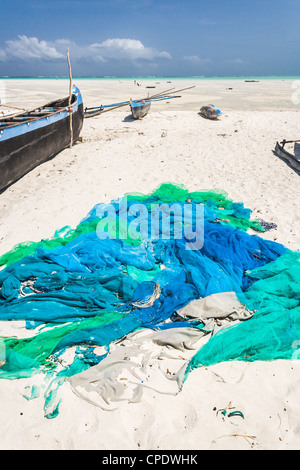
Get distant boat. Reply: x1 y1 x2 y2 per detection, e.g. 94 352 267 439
200 104 221 120
275 140 300 173
130 99 151 119
0 85 84 192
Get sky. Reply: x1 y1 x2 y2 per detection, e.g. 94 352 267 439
0 0 299 77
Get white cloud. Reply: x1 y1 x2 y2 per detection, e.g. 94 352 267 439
226 58 249 65
51 39 90 60
0 49 7 61
5 36 64 60
90 38 172 61
183 55 212 65
0 36 171 64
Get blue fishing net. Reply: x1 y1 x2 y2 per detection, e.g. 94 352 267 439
0 182 298 418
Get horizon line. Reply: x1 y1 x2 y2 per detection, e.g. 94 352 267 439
1 75 300 80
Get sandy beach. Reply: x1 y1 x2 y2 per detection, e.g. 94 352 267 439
0 77 300 450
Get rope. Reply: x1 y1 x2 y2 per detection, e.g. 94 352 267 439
67 48 73 149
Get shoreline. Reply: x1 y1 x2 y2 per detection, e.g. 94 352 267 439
1 77 300 112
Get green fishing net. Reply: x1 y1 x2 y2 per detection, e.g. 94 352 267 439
0 182 296 418
184 250 300 380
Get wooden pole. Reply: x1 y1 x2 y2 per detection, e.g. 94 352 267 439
147 88 175 100
146 86 195 101
0 104 25 111
67 48 73 148
161 85 196 96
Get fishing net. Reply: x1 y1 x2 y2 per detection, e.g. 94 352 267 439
184 250 300 380
0 182 298 417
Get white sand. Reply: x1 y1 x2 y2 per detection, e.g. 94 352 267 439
0 78 299 450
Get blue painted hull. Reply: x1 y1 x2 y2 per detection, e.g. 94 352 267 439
130 100 151 119
0 86 84 192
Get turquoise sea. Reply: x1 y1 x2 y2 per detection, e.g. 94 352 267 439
1 75 300 81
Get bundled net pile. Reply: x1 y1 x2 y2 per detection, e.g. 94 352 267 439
0 183 299 417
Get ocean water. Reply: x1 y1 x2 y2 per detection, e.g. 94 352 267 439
1 75 300 81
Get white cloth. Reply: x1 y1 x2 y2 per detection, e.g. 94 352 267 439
176 291 253 322
69 292 252 410
69 326 209 410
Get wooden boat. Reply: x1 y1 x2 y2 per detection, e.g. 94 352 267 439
275 140 300 173
130 99 151 119
200 104 221 120
84 86 195 121
0 85 84 192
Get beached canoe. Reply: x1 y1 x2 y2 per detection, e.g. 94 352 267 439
275 140 300 173
130 99 151 119
200 104 221 120
0 85 84 192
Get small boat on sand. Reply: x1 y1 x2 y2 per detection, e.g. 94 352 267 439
0 86 84 192
200 104 221 120
275 140 300 173
130 99 151 119
84 86 195 121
